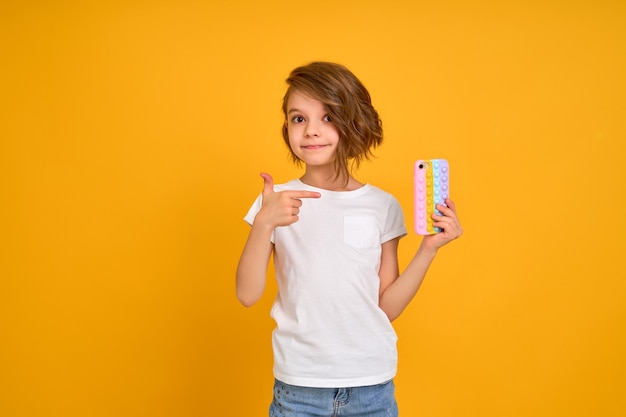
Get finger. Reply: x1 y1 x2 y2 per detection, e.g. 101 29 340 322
432 220 456 236
260 172 274 197
435 202 458 218
444 198 457 212
432 212 459 229
432 211 454 226
432 214 463 237
285 190 321 199
431 214 451 227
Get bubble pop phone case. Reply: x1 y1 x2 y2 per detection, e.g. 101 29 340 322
414 159 449 235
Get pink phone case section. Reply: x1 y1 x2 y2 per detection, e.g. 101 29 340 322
414 159 449 235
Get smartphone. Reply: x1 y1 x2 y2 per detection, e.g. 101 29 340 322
414 159 449 235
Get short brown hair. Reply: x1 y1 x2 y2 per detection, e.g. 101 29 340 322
281 62 383 183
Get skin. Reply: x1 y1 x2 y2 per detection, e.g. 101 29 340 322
236 91 463 321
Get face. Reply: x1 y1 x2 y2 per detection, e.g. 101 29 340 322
285 91 340 169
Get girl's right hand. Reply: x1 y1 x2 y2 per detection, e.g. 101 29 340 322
255 172 321 228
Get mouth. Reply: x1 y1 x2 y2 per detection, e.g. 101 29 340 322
302 145 329 150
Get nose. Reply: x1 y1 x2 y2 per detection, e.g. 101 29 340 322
304 121 320 137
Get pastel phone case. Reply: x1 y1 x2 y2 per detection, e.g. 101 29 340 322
414 159 449 235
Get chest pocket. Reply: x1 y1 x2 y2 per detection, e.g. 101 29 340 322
343 215 380 250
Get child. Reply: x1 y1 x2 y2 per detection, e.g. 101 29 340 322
236 62 462 417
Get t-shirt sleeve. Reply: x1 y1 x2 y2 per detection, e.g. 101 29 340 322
243 193 275 243
381 194 407 243
243 193 263 226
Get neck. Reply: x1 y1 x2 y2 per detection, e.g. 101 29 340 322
300 166 364 191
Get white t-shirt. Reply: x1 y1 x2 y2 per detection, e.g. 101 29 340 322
244 179 407 388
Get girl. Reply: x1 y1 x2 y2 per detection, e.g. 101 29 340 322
236 62 462 417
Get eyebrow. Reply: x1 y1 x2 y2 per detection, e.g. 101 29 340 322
287 108 301 114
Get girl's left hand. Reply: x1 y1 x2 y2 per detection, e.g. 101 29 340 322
422 198 463 250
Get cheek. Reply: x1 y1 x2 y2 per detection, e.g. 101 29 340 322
287 133 300 155
287 125 305 143
327 124 340 138
329 129 341 145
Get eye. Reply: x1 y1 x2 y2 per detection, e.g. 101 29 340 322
323 115 332 122
291 116 305 123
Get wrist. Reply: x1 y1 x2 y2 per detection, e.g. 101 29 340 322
252 211 276 233
417 239 438 260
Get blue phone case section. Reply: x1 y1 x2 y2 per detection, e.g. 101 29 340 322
431 159 449 232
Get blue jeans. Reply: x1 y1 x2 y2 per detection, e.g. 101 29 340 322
269 379 398 417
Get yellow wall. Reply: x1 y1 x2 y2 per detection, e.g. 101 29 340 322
2 1 625 416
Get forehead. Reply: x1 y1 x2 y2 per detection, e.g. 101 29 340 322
287 90 325 112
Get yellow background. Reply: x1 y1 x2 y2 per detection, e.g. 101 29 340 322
2 1 625 416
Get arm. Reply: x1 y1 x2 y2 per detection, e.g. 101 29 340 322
235 173 321 307
378 199 463 321
378 239 437 321
236 218 275 307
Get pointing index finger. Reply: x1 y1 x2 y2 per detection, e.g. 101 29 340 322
285 190 321 199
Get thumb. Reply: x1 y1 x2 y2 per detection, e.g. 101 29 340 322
260 172 274 197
